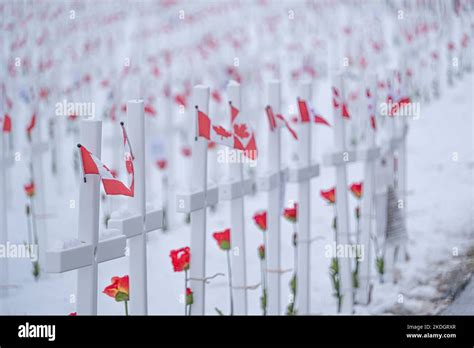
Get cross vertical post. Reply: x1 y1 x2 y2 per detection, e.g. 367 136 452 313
356 74 379 305
127 100 148 315
396 69 408 231
30 111 49 268
266 80 282 315
189 85 210 315
226 81 248 314
0 129 10 296
331 73 353 314
76 120 102 314
296 81 312 314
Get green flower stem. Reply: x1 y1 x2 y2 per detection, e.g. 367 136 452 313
263 234 268 290
260 260 267 316
355 205 360 245
124 300 129 316
25 205 33 247
184 269 188 316
261 233 268 316
226 250 234 316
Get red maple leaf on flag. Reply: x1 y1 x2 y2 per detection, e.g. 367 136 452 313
213 125 232 139
233 123 250 139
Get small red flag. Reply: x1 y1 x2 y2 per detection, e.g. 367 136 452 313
2 114 12 133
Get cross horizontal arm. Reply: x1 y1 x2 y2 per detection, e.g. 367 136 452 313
287 163 320 183
107 209 163 237
257 169 287 192
322 149 358 166
45 232 127 273
356 147 380 161
176 185 218 213
219 178 253 200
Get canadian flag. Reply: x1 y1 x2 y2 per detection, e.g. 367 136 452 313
390 96 411 116
196 106 257 160
78 122 134 197
332 87 350 119
297 99 331 127
366 88 376 130
265 105 298 139
2 114 12 133
229 102 257 160
26 113 36 138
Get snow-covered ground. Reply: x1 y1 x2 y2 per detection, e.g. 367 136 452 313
1 1 473 316
1 71 472 316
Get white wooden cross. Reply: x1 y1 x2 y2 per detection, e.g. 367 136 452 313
0 128 14 296
175 86 219 315
45 120 128 315
322 72 354 314
218 81 253 314
381 68 409 282
287 80 320 314
28 110 50 267
393 67 409 231
107 100 163 315
103 121 124 213
256 80 284 315
355 74 380 305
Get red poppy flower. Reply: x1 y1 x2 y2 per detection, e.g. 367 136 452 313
186 287 193 305
39 87 49 100
68 312 77 316
213 229 231 251
253 211 267 231
156 159 167 170
283 203 297 223
181 146 192 157
321 188 336 204
170 247 190 272
349 182 363 199
103 275 129 302
83 74 91 84
258 245 265 260
24 182 35 197
100 79 109 88
151 66 160 78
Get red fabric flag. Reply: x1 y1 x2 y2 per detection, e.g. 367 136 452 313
26 113 36 136
297 98 310 123
2 114 12 133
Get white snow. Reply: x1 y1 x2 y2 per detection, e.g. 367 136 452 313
0 1 472 316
